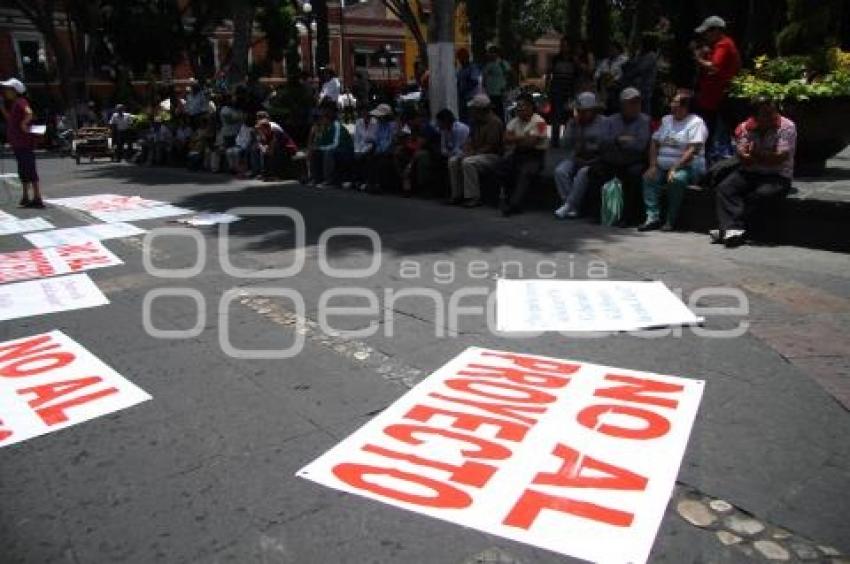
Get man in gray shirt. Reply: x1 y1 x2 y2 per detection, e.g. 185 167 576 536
554 92 607 219
589 87 651 225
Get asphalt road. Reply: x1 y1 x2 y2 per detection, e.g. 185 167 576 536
1 155 849 564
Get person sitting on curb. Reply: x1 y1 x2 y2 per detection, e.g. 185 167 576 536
256 118 297 181
589 87 651 226
553 91 607 219
639 91 708 231
500 93 549 216
311 101 354 188
710 96 796 247
447 94 504 207
436 108 469 200
363 103 398 193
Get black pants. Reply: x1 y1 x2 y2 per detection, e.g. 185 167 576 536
588 161 646 225
502 151 545 210
367 153 399 192
113 130 129 161
715 170 790 230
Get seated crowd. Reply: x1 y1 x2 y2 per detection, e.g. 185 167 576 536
108 78 796 248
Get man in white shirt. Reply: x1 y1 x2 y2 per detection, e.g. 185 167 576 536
109 104 133 161
318 67 341 105
500 93 548 216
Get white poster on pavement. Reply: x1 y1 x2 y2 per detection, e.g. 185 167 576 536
496 279 703 333
24 223 145 248
0 240 123 283
0 273 109 321
0 330 151 448
46 194 165 212
90 204 193 223
0 208 17 221
0 217 54 235
298 347 704 564
172 212 241 226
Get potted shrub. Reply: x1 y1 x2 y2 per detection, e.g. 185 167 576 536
727 48 850 176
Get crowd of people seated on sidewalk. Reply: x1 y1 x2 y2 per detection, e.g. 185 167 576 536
295 84 794 248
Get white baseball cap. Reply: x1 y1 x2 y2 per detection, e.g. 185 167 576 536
467 93 492 109
574 91 599 110
695 16 726 34
0 78 26 94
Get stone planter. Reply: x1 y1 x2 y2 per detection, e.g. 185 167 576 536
725 96 850 176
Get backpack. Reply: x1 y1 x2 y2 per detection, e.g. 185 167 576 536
600 177 624 226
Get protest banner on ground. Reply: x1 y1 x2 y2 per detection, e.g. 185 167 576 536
46 194 165 213
298 347 704 564
0 217 54 236
89 204 193 223
24 223 145 248
0 208 17 221
0 273 109 321
496 279 703 333
0 240 123 283
0 330 151 448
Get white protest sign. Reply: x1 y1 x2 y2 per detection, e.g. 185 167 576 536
46 194 165 212
0 330 151 448
298 347 704 564
497 280 703 333
0 273 109 321
24 223 145 248
90 204 193 223
0 208 17 221
0 240 123 283
0 217 54 236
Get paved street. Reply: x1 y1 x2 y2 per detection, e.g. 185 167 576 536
1 155 849 563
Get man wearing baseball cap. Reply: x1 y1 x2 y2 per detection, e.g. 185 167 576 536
447 94 504 207
553 91 607 219
588 87 651 225
693 15 741 159
0 77 44 208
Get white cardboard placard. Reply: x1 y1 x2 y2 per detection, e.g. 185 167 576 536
298 347 704 564
89 204 193 223
0 330 151 448
0 273 109 321
46 194 165 212
0 240 123 283
497 279 703 332
0 217 54 236
24 223 145 248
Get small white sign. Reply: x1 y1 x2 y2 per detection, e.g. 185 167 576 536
46 194 165 213
0 240 123 283
298 347 704 564
173 212 241 226
24 223 145 248
0 330 151 448
90 204 193 223
0 273 109 321
497 279 703 333
0 217 54 236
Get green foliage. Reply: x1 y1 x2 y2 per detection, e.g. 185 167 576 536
730 52 850 101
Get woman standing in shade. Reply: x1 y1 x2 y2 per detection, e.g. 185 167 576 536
1 78 43 208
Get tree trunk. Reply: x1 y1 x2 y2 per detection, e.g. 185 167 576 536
315 0 331 71
228 2 256 86
566 0 584 39
587 0 610 57
428 0 457 119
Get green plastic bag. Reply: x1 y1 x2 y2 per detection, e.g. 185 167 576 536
600 177 624 226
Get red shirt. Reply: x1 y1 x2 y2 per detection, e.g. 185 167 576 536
6 97 35 150
696 35 741 111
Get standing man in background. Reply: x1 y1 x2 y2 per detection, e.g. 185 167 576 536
482 46 511 123
694 16 741 161
1 78 43 208
546 37 577 147
456 48 481 124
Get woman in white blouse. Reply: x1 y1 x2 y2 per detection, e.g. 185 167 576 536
639 91 708 231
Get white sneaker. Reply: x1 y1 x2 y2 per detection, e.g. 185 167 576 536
342 182 353 190
565 208 579 219
724 229 745 240
554 203 571 219
709 229 723 243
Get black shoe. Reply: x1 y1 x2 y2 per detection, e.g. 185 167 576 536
723 231 746 248
637 219 662 232
18 197 31 208
660 222 675 232
462 199 483 208
444 198 463 206
26 198 45 209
